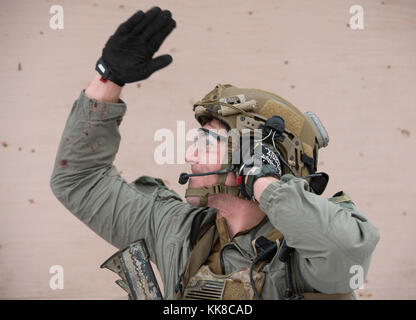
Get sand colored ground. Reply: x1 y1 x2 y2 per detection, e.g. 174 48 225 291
0 0 415 299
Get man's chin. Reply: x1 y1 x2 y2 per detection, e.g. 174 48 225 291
185 196 201 207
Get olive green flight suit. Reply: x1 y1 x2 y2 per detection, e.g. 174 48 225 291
50 90 380 299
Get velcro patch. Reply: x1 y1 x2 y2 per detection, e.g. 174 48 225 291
259 100 304 137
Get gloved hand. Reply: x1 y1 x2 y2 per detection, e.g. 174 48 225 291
238 139 282 199
95 7 176 86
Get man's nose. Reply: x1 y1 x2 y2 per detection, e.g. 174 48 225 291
185 143 198 164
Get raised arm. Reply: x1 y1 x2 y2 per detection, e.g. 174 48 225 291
49 8 196 280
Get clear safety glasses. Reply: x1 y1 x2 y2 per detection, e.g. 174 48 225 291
190 128 228 152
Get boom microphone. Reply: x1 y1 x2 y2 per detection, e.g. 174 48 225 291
178 166 233 185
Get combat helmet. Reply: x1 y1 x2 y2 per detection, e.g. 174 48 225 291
182 83 329 206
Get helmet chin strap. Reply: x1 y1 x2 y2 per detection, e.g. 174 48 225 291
184 164 240 207
184 142 241 207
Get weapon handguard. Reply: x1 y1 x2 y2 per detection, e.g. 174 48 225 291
101 239 163 300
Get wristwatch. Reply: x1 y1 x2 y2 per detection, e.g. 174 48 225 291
244 164 281 201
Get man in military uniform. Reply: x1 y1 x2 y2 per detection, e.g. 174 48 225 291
50 7 380 300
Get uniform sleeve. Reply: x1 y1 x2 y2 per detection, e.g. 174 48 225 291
49 90 200 280
259 174 380 294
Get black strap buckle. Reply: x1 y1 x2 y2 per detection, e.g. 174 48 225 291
253 236 278 263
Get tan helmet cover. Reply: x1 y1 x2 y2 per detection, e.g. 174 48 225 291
186 83 329 206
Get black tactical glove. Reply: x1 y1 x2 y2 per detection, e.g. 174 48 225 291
238 140 282 200
95 7 176 86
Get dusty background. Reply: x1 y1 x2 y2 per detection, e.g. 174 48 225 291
0 0 415 299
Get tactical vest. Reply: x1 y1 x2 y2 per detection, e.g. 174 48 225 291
173 223 281 300
174 192 355 300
